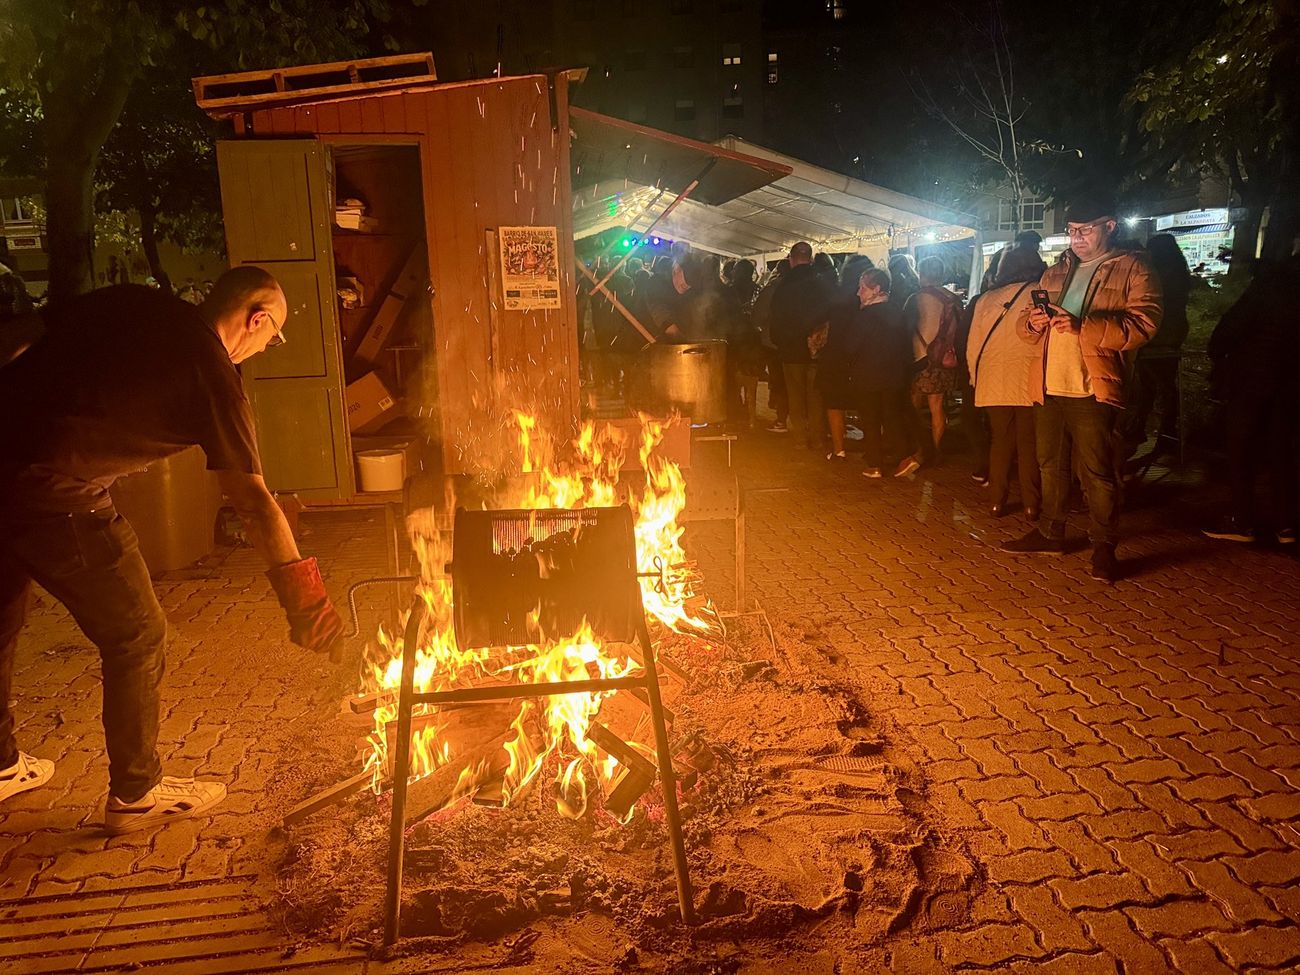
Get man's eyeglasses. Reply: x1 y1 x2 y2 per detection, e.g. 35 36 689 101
264 311 287 348
1066 219 1111 239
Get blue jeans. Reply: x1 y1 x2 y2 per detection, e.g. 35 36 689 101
1035 395 1120 545
0 508 165 800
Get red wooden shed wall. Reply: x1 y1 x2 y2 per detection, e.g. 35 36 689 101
249 74 581 474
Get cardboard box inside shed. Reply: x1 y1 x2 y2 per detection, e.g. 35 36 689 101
354 242 427 365
346 371 399 434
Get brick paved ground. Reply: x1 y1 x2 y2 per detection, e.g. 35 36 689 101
3 434 1299 973
701 435 1300 973
0 511 387 972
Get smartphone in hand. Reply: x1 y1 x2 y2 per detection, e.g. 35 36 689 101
1031 289 1052 314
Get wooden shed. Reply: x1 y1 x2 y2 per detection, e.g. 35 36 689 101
194 54 582 501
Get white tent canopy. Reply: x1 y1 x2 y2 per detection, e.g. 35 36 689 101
571 123 980 271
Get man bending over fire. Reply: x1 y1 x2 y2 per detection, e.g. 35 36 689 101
0 267 343 832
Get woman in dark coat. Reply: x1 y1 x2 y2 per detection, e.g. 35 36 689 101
818 255 875 459
853 267 920 478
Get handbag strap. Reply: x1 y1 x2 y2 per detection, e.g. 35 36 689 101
972 281 1034 381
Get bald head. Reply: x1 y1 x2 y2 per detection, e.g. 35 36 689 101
202 266 282 321
202 266 288 363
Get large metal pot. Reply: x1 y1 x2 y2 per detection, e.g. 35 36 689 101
627 340 728 423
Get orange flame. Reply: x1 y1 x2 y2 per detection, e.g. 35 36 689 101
361 414 717 819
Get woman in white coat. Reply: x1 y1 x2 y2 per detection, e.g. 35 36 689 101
965 247 1046 519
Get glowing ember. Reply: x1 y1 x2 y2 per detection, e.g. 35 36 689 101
361 414 717 820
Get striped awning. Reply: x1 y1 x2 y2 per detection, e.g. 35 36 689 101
1171 223 1231 236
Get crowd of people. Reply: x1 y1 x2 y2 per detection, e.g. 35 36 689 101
579 193 1300 584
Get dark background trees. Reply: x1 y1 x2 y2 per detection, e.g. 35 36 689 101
0 0 388 301
0 0 1292 302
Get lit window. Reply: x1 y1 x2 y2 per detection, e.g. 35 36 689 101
722 43 742 66
997 197 1048 231
767 51 779 84
1 198 33 225
828 0 846 19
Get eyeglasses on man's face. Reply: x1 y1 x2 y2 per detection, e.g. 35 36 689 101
263 310 287 348
1066 219 1112 239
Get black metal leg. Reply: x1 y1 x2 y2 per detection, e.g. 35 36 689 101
383 595 427 946
638 618 696 925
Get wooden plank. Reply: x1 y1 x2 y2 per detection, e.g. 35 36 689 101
337 98 363 133
197 76 442 117
193 52 437 116
380 92 407 133
196 52 434 89
420 91 457 469
436 87 485 463
552 72 583 423
359 96 385 135
472 82 506 395
282 771 373 827
315 102 341 134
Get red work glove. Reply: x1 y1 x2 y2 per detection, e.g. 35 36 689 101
266 557 345 659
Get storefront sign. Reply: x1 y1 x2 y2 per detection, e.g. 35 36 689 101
1155 208 1229 232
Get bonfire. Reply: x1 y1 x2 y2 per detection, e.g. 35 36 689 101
360 412 718 822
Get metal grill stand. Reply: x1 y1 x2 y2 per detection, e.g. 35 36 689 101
382 510 696 946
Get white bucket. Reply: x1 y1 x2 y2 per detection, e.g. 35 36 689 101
356 448 405 492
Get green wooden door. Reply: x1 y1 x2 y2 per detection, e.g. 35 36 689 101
216 139 353 499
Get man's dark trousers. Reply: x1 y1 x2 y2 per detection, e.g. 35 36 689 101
1224 376 1297 529
782 361 825 447
1035 395 1119 545
0 508 165 801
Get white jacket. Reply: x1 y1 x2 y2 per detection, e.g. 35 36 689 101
967 281 1040 407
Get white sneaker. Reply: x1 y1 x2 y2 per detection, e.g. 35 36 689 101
0 752 55 804
104 777 227 835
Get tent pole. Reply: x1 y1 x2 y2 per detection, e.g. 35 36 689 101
967 229 984 295
588 157 718 296
576 261 659 345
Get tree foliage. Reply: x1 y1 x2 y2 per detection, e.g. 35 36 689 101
0 0 391 301
1129 1 1278 172
1128 0 1290 265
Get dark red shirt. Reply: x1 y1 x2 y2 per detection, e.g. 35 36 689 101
0 285 261 513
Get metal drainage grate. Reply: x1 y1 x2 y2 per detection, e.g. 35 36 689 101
0 875 366 974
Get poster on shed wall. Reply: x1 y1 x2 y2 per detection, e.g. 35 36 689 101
499 226 562 310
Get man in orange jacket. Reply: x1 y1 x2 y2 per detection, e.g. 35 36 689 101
1001 195 1162 582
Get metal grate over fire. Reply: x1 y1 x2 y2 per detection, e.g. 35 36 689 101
288 413 723 942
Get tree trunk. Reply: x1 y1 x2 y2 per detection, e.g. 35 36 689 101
1008 177 1024 234
38 52 137 304
1227 204 1263 281
1262 0 1300 263
138 206 172 294
42 154 97 304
